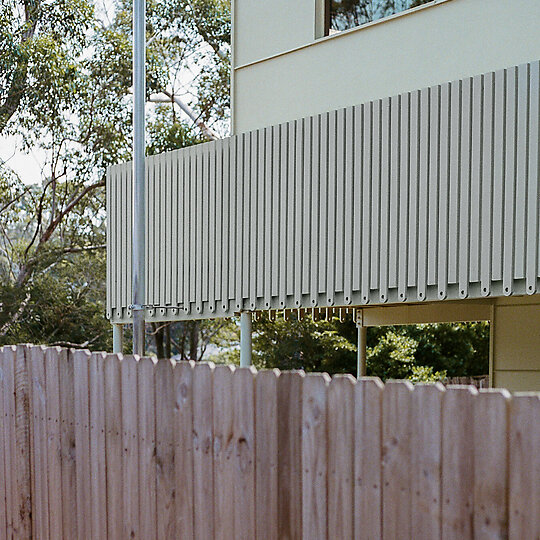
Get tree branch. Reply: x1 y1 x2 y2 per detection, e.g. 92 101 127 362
0 185 30 214
151 91 219 140
22 176 55 261
40 178 105 245
17 177 105 288
63 244 106 254
49 334 101 349
0 292 31 338
0 0 41 132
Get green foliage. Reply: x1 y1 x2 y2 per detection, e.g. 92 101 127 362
408 365 446 384
159 0 230 122
0 0 94 134
367 330 417 380
147 105 201 155
0 0 231 351
253 314 355 374
367 322 489 380
252 315 489 381
0 250 111 349
408 322 490 377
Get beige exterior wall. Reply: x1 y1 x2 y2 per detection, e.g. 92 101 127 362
491 296 540 392
232 0 540 133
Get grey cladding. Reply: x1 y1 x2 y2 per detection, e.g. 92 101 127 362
107 60 540 322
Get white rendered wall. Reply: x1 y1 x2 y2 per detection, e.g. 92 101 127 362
232 0 540 133
232 0 324 68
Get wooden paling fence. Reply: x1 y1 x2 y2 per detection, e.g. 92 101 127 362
0 345 538 539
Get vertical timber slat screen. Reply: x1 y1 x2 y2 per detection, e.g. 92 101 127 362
107 60 540 323
0 345 539 539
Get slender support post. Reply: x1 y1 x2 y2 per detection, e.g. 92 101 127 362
112 324 124 354
240 312 252 367
132 0 146 355
357 321 367 378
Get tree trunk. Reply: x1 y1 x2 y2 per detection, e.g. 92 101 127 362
165 323 171 359
152 323 165 359
189 321 199 362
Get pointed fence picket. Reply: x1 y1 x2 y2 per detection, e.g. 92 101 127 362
0 344 538 539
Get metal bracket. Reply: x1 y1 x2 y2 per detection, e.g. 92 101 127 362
129 304 184 311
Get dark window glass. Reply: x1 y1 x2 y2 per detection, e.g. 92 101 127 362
327 0 434 34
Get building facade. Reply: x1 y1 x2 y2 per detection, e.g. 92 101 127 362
107 0 540 390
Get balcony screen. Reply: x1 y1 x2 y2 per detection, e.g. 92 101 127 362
328 0 434 34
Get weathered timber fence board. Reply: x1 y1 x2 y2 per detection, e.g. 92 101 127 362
137 356 157 540
213 365 235 540
1 346 16 538
29 346 49 540
155 358 175 538
14 346 32 539
89 351 107 540
302 373 329 540
73 350 91 540
0 349 8 540
58 346 77 538
255 369 279 540
354 377 384 539
0 345 539 539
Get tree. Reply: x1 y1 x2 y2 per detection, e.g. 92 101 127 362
0 0 94 132
252 313 356 373
250 313 489 381
0 0 231 352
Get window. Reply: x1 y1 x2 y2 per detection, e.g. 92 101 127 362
326 0 435 35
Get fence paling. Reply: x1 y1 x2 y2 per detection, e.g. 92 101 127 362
0 345 539 540
354 377 384 540
155 358 175 539
1 346 16 539
509 394 540 539
14 345 32 539
73 349 91 540
328 375 355 538
192 362 214 539
213 364 235 540
411 384 444 540
137 356 157 540
104 353 122 539
89 351 107 540
302 373 329 540
255 368 279 540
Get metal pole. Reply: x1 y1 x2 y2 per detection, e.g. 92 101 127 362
132 0 146 355
240 312 252 367
357 324 367 378
112 324 124 354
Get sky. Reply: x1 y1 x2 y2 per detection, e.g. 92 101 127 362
0 135 46 186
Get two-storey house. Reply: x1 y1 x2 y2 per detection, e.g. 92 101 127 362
107 0 540 390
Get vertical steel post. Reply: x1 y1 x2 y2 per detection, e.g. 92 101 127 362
132 0 146 355
357 322 367 378
240 312 252 367
112 324 124 354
